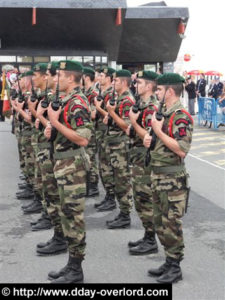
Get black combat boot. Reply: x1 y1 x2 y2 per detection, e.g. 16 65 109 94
97 194 116 212
50 257 84 283
36 230 59 249
23 193 43 214
31 214 52 231
94 193 108 208
156 257 182 283
129 232 158 255
18 183 33 191
107 212 131 229
86 182 99 197
148 257 172 277
128 230 147 248
30 212 48 226
36 233 67 256
16 188 34 200
23 201 42 214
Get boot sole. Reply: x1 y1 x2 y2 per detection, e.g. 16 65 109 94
36 248 67 256
129 248 158 256
156 274 183 284
31 226 52 231
97 207 116 212
23 210 42 214
107 224 131 229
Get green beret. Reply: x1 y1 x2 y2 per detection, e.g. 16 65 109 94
101 67 115 76
95 67 102 73
33 63 48 73
58 60 83 72
116 69 131 78
157 73 185 85
47 61 59 72
25 70 34 77
83 66 95 76
137 70 158 81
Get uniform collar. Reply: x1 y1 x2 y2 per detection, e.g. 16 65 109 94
163 100 183 117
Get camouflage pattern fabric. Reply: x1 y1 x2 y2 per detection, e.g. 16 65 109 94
84 86 99 185
37 148 63 235
53 87 92 259
150 100 193 260
130 95 158 233
14 116 26 175
104 90 135 213
95 86 115 191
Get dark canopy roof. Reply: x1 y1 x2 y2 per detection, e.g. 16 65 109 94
0 0 189 63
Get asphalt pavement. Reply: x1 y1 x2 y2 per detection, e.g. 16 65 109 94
0 118 224 300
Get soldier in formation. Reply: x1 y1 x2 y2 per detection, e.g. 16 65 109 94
9 62 192 284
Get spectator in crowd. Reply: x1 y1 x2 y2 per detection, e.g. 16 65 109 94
0 72 4 121
185 76 196 115
196 73 206 97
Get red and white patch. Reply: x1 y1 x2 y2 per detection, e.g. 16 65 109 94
178 127 187 137
75 117 84 127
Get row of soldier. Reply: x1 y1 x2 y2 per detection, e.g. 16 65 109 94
10 60 193 284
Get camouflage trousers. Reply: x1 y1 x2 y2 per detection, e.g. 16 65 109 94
98 136 115 195
85 132 99 185
131 149 155 234
151 171 188 260
103 138 133 214
15 131 25 176
31 132 43 197
21 134 35 186
37 147 63 236
53 155 87 259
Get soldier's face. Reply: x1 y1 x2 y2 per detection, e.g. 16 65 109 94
32 72 46 88
46 70 55 90
114 77 122 93
53 71 68 92
136 78 147 96
99 73 106 86
20 78 26 90
155 85 166 101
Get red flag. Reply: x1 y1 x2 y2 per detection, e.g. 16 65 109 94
32 7 36 26
116 8 122 26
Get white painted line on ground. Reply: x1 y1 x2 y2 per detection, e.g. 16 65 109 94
188 153 225 171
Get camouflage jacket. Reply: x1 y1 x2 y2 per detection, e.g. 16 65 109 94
84 86 98 111
108 90 135 138
132 94 158 147
95 85 114 131
54 86 93 152
151 100 193 167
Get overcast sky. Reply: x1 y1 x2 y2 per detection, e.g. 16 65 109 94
127 0 225 76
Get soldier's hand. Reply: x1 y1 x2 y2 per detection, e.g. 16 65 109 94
44 122 52 139
16 100 24 110
129 109 140 124
36 100 47 118
106 101 116 112
47 105 61 126
35 118 40 129
94 98 102 109
91 109 97 120
143 133 152 148
27 97 38 110
27 111 32 122
103 114 109 125
151 112 164 134
125 124 131 136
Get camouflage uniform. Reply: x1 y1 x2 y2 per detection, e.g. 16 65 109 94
14 113 26 175
20 94 35 187
150 100 193 261
97 86 115 194
130 95 158 234
53 86 92 259
84 86 99 187
104 90 134 214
